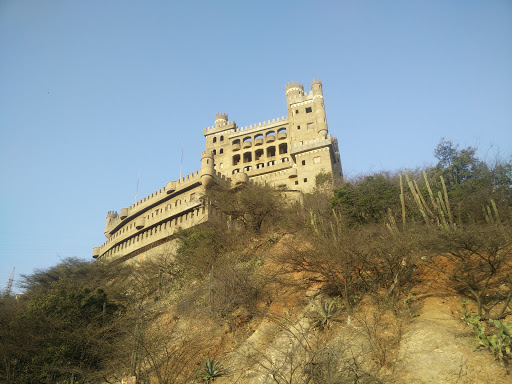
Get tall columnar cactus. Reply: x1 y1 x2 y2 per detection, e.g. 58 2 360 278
440 176 454 226
400 174 406 229
159 269 163 296
405 169 429 224
399 170 456 230
423 170 439 213
131 323 141 378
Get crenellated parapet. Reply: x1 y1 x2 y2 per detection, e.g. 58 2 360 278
231 116 288 135
215 113 228 126
94 161 236 261
285 81 304 94
204 122 237 135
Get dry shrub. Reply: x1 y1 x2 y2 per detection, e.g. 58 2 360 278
420 223 512 319
353 308 403 368
206 183 286 234
281 213 417 312
131 321 209 384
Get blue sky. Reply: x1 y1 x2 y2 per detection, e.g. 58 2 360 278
1 1 511 291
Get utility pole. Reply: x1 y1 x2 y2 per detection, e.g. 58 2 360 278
135 169 140 204
180 138 184 179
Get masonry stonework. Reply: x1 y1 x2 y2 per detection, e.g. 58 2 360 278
93 80 342 262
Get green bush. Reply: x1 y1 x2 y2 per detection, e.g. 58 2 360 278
461 302 512 362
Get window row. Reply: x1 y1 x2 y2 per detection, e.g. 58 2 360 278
232 144 288 166
105 207 206 256
232 128 287 146
108 194 197 241
232 157 290 174
294 106 313 115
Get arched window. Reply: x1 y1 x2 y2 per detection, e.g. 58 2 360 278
220 148 224 154
213 137 217 143
254 134 264 145
277 128 287 139
220 136 224 141
255 149 264 160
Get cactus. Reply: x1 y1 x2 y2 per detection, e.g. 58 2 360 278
423 170 439 213
440 176 454 226
461 303 512 362
400 173 406 229
309 210 319 234
131 323 141 378
386 208 399 237
159 269 163 296
491 199 502 225
405 169 429 224
414 179 434 218
435 194 450 230
401 170 455 230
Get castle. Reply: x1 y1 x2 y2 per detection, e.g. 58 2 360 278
92 80 342 262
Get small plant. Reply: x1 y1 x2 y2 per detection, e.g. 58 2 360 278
461 302 512 362
310 297 340 330
404 295 419 318
196 357 227 383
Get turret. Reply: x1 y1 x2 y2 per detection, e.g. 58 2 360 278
200 150 215 188
285 81 304 106
231 172 249 188
166 180 177 194
120 207 129 220
311 79 328 138
104 211 118 238
215 113 228 128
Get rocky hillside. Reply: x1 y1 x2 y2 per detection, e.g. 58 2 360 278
1 140 511 383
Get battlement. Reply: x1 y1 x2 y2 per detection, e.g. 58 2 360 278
204 121 236 135
233 116 288 133
215 112 228 121
286 81 304 93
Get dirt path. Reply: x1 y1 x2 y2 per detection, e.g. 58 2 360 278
397 295 509 383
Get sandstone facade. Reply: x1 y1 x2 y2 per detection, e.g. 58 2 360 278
92 80 342 262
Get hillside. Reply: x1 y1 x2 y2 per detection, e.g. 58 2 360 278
1 140 511 383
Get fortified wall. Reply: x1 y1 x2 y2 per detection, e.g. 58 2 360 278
92 80 342 262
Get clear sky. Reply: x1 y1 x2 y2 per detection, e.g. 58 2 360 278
1 1 511 292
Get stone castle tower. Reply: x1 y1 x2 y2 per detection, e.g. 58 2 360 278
92 80 342 262
203 79 342 191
